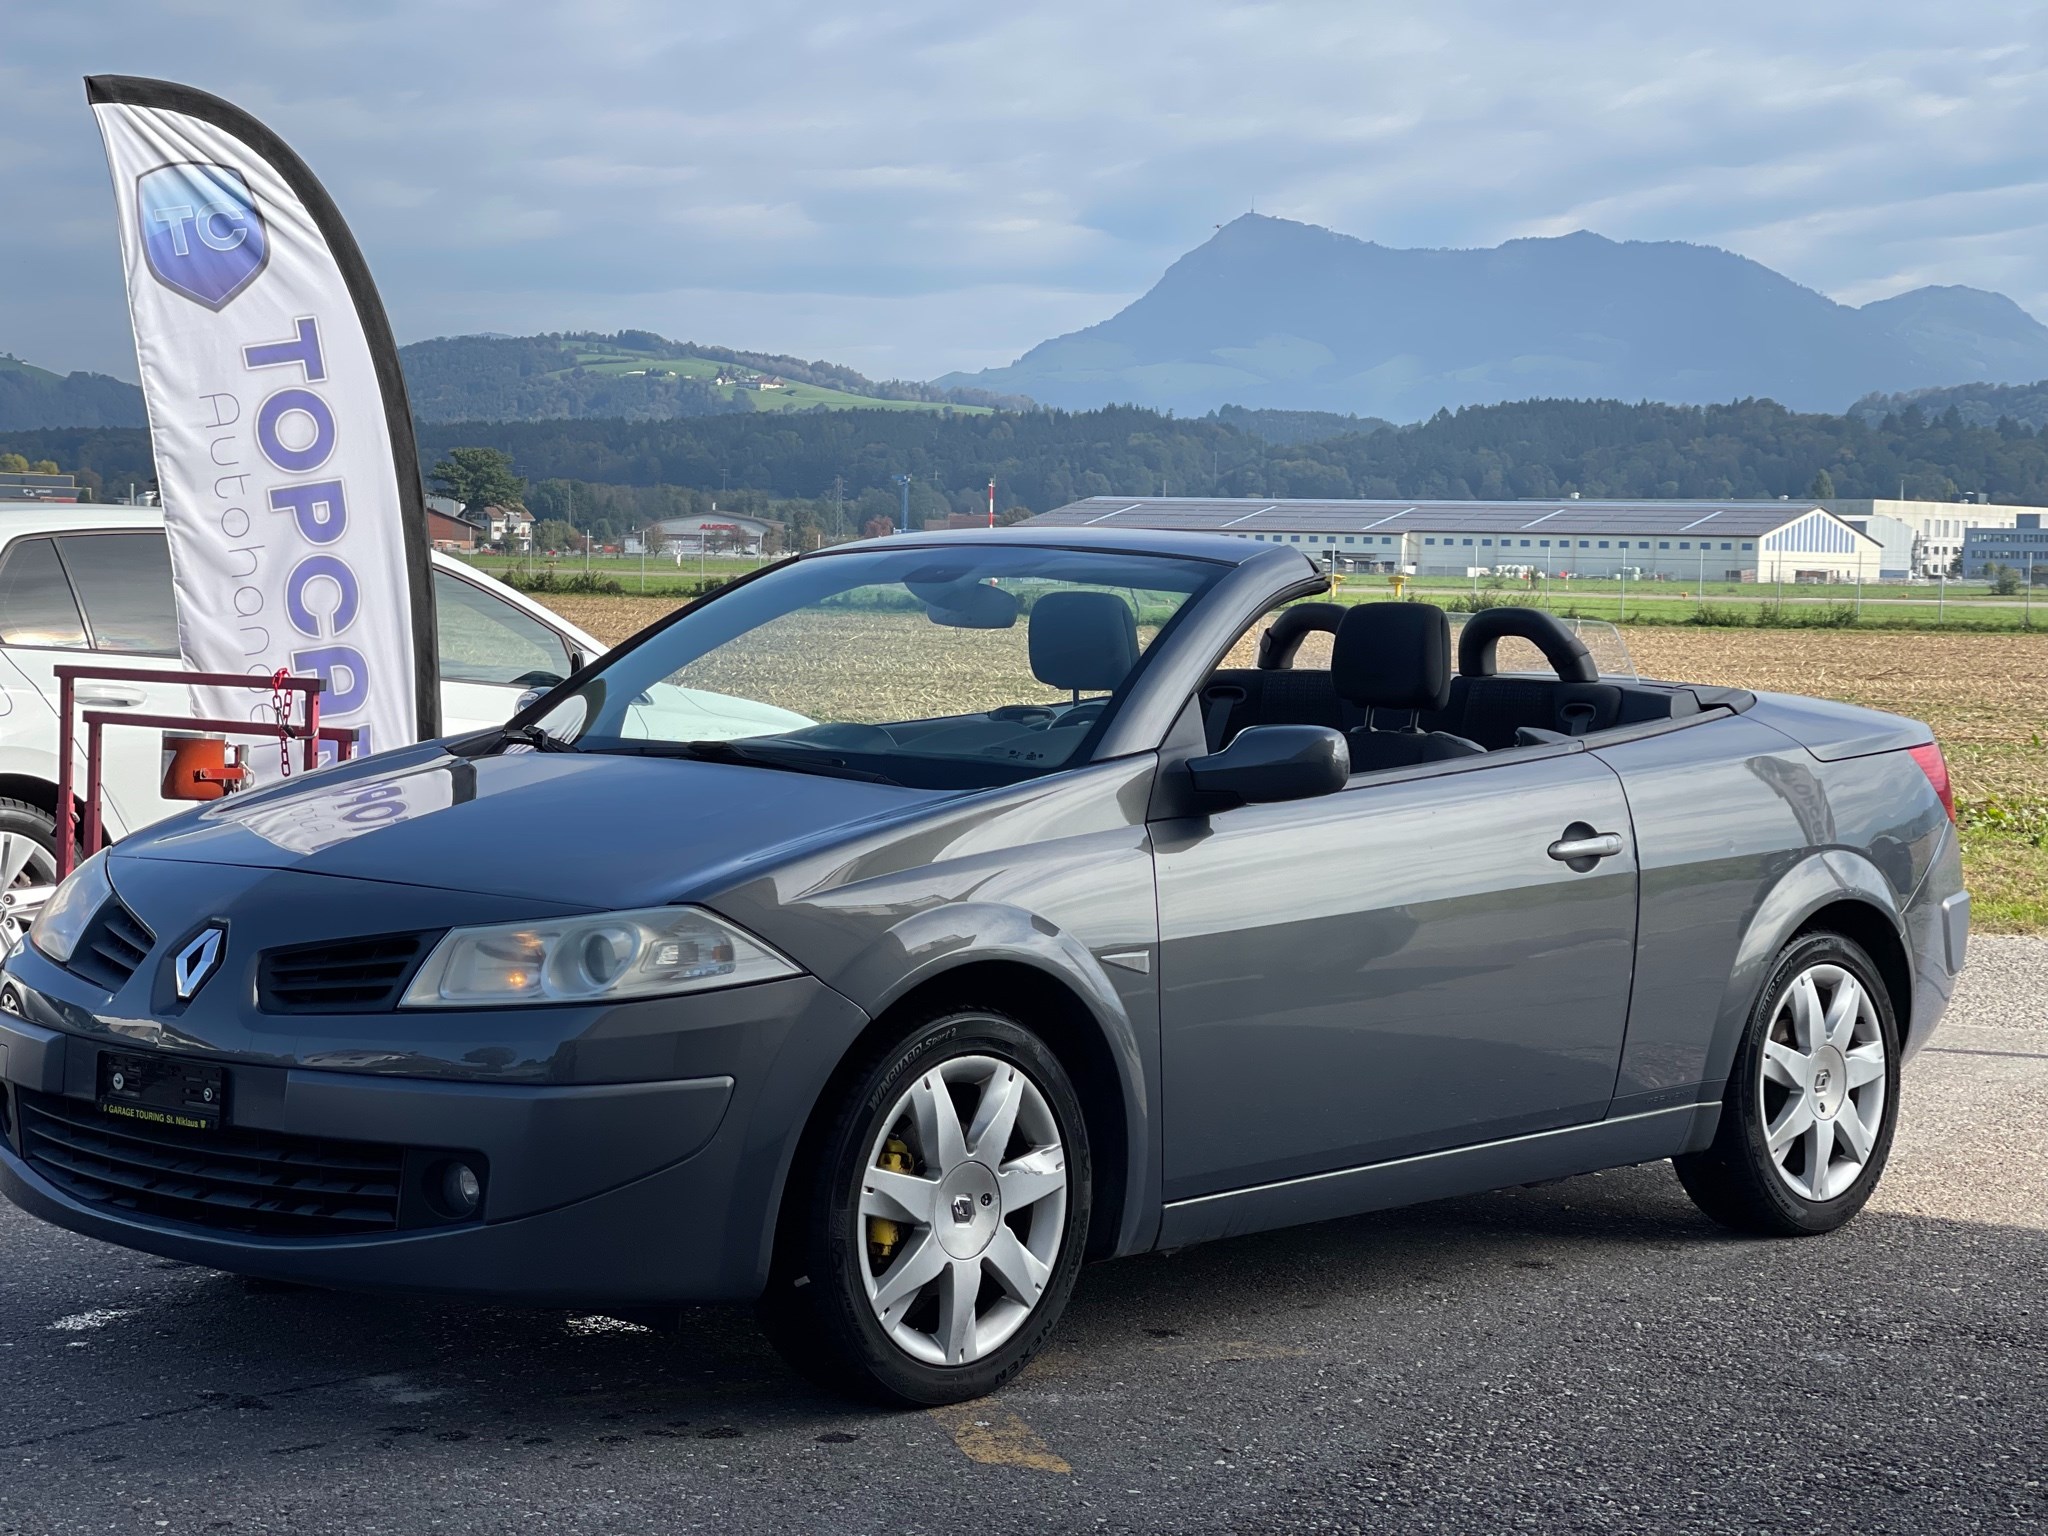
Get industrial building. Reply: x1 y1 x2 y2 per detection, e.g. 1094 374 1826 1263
1818 498 2043 577
1961 514 2048 580
626 511 776 557
1026 497 1885 582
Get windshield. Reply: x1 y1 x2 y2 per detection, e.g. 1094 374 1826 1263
530 544 1222 788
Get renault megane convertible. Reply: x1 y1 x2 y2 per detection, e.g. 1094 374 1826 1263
0 529 1969 1403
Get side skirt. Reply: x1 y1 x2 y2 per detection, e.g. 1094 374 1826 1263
1155 1102 1717 1249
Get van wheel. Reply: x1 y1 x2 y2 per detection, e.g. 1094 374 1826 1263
759 1008 1091 1406
0 799 64 891
1676 931 1900 1236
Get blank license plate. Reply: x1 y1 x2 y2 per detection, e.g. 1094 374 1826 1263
98 1051 226 1131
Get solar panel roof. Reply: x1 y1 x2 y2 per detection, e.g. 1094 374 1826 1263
1025 497 1837 538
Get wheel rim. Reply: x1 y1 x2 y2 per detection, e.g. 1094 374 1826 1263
0 831 54 892
856 1053 1069 1368
1758 962 1887 1203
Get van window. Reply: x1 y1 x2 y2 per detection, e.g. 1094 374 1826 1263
0 537 89 649
56 534 179 654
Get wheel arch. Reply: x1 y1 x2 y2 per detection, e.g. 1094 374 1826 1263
1793 898 1913 1049
0 771 91 846
766 949 1150 1284
1708 850 1913 1087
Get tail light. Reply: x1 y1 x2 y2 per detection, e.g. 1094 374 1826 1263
1908 742 1954 823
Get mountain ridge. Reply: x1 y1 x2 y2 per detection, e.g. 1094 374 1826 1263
935 214 2048 419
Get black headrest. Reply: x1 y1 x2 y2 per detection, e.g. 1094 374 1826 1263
1332 603 1453 712
1257 602 1345 670
1028 591 1139 693
1456 607 1598 683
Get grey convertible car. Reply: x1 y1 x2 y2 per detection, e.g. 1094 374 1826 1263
0 529 1969 1404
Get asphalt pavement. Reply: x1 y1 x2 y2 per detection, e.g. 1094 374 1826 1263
0 939 2041 1535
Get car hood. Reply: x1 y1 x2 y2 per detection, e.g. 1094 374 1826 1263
111 744 950 910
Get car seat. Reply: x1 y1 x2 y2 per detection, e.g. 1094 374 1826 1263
1332 604 1485 770
1440 608 1624 749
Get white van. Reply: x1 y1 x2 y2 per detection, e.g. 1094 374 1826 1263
0 502 602 889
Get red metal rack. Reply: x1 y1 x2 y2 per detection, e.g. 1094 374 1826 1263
53 664 360 878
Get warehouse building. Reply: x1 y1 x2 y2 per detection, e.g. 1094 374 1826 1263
1027 498 1884 582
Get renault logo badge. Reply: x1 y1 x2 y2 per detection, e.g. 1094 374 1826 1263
174 926 225 1001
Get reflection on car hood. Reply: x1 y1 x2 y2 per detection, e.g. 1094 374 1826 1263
111 745 947 910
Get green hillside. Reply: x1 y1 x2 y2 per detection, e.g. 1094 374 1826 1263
395 332 1019 423
563 343 991 415
0 352 147 431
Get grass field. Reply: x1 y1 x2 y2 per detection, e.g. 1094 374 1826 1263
457 551 773 594
531 591 2047 934
566 348 990 415
1334 575 2045 631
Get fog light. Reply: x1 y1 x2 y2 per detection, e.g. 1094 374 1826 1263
439 1161 482 1218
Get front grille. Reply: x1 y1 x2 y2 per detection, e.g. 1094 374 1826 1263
67 899 154 991
258 933 428 1014
19 1090 404 1237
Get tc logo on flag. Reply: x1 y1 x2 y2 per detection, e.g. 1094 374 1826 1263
137 162 268 310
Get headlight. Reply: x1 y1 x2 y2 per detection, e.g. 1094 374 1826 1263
29 850 113 966
400 905 799 1008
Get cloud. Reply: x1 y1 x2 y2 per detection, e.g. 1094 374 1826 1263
6 1 2048 383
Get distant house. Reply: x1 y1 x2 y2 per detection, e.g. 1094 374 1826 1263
477 504 535 551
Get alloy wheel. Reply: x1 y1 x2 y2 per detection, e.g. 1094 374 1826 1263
1758 962 1887 1202
856 1053 1069 1367
0 831 54 893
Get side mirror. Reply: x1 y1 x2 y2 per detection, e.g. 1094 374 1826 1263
1187 725 1349 805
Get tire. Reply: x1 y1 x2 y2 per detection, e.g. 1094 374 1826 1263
0 798 65 891
1676 931 1901 1236
759 1008 1092 1406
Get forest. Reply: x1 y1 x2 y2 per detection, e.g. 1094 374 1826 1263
11 392 2048 536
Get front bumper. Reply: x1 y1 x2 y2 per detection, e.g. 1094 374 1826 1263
0 972 872 1305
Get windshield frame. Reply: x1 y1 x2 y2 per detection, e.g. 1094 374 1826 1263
504 538 1237 790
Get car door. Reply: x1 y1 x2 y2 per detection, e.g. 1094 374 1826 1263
1153 745 1639 1203
0 531 188 837
431 566 580 735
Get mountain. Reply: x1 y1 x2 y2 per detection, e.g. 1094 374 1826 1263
0 354 147 430
936 215 2048 420
0 333 1027 432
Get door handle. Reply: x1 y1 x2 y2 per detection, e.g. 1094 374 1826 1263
1547 828 1624 867
76 689 147 708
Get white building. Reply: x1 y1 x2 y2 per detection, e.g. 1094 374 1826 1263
1028 498 1884 582
1819 499 2045 577
633 512 775 556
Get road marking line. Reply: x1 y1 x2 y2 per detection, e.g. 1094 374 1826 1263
927 1405 1071 1473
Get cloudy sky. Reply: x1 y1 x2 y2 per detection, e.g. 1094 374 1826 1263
6 1 2047 384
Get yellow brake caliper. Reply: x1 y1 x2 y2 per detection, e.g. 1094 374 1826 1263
868 1136 915 1262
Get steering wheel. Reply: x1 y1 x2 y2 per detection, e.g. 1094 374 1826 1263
989 704 1059 726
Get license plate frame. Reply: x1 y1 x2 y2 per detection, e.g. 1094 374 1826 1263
97 1051 227 1131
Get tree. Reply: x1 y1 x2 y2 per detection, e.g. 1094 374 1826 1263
1988 563 2022 596
532 518 578 552
0 453 27 473
1808 469 1836 499
428 446 524 510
